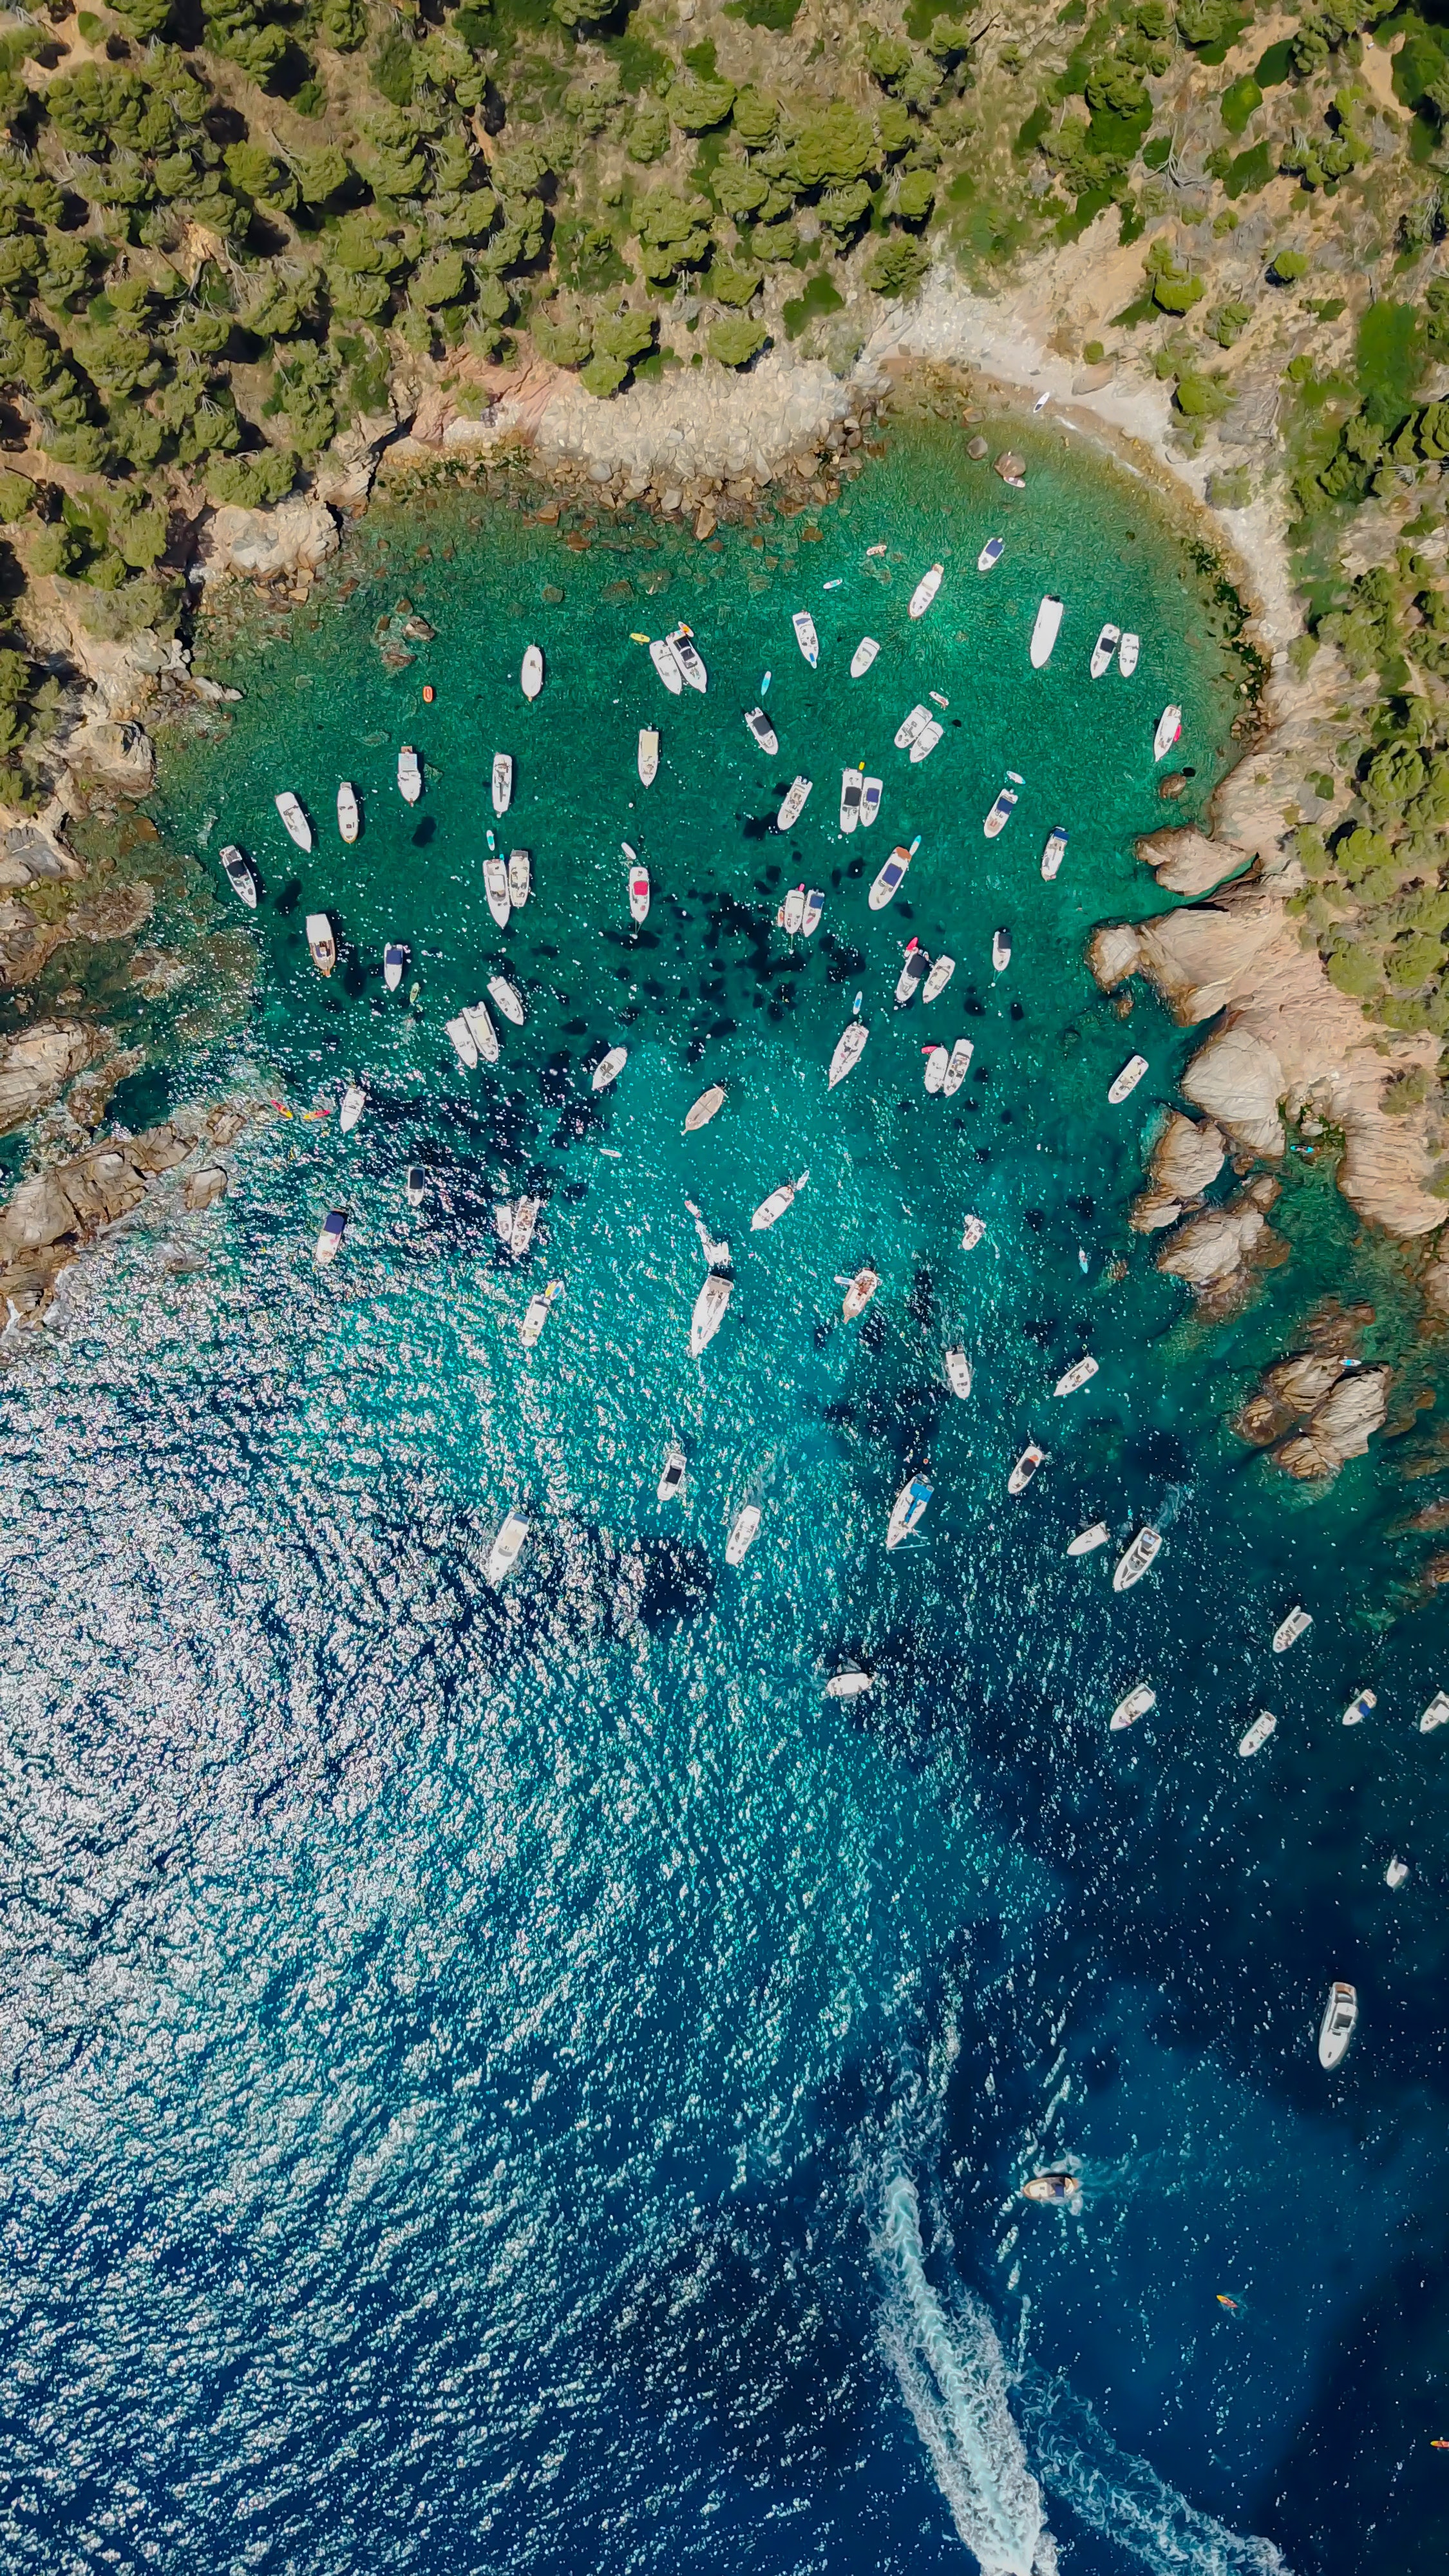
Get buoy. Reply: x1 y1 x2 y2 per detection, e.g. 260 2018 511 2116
422 683 434 703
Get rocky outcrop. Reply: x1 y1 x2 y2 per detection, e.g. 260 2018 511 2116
184 1163 229 1209
195 495 339 587
1235 1349 1391 1479
1135 826 1252 899
1156 1172 1281 1305
0 1101 251 1323
62 717 155 799
1130 1109 1226 1232
0 1021 97 1135
0 877 155 989
0 817 84 889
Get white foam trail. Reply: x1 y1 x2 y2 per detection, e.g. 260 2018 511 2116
876 2174 1057 2576
1021 2374 1293 2576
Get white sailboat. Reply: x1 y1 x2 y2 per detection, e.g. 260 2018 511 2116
726 1502 762 1565
1009 1444 1045 1494
828 1021 868 1088
507 848 531 909
744 706 779 755
1318 1981 1357 2067
628 856 650 925
650 636 683 694
491 752 513 816
690 1272 733 1356
1053 1354 1099 1397
850 636 880 678
446 1014 478 1070
638 726 659 785
1110 1683 1155 1732
860 776 882 827
336 782 359 844
592 1045 628 1092
684 1084 725 1132
306 913 335 975
792 609 819 667
1090 623 1121 679
275 790 311 850
220 844 257 907
464 999 499 1064
398 744 422 804
1040 826 1068 882
977 535 1004 572
1030 596 1065 667
869 839 918 909
752 1169 808 1231
923 1045 949 1095
484 855 511 929
339 1083 365 1134
840 768 864 833
488 974 526 1026
894 704 931 750
1119 631 1140 677
1273 1605 1312 1653
521 643 544 700
1108 1054 1149 1104
1112 1526 1162 1591
908 562 943 619
668 624 707 691
922 954 955 1003
777 775 812 831
1066 1522 1110 1556
1153 704 1182 761
886 1476 933 1548
1238 1710 1277 1757
314 1208 346 1267
943 1348 972 1398
485 1511 529 1585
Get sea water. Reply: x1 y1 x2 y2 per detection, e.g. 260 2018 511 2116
2 419 1447 2576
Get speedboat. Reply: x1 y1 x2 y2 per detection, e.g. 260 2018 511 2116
510 1196 541 1257
1066 1522 1110 1556
491 752 513 815
792 609 819 667
668 623 707 691
922 954 955 1003
1021 2171 1079 2203
726 1502 762 1565
944 1347 972 1397
1119 631 1140 677
860 775 882 827
777 775 812 830
220 844 257 907
1110 1683 1155 1732
752 1170 808 1231
339 1083 365 1134
629 858 650 925
446 1014 478 1069
1053 1354 1098 1397
1238 1710 1276 1757
507 848 531 909
1112 1525 1161 1591
406 1166 426 1208
886 1475 933 1549
684 1084 725 1132
1030 596 1065 667
658 1441 687 1502
276 790 312 850
745 706 779 755
961 1215 985 1251
942 1037 974 1095
1108 1054 1149 1105
779 884 806 934
977 536 1005 573
638 727 659 785
314 1208 347 1266
1273 1605 1312 1653
1341 1689 1376 1727
383 942 406 992
520 1280 562 1347
983 783 1018 839
869 839 918 909
592 1045 627 1092
690 1271 733 1356
488 974 526 1025
337 782 359 844
495 1200 515 1247
1418 1690 1449 1732
485 1511 529 1585
464 999 499 1064
1387 1855 1409 1888
908 562 943 619
828 1022 868 1088
894 704 931 751
1040 826 1068 882
842 1267 879 1320
484 855 511 929
399 744 422 804
521 643 544 700
840 768 864 833
1153 704 1182 762
306 913 336 975
650 636 684 694
895 940 930 1005
992 927 1012 973
801 888 824 936
923 1044 949 1094
1009 1444 1045 1494
909 719 943 764
824 1666 873 1699
850 636 880 678
1318 1981 1358 2068
1090 623 1121 679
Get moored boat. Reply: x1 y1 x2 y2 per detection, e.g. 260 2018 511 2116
778 883 806 934
638 726 659 785
520 643 544 700
1318 1980 1358 2067
895 939 930 1005
520 1280 562 1347
983 783 1018 839
339 1083 365 1134
592 1045 628 1092
850 636 880 678
745 705 779 755
842 1266 879 1320
488 974 526 1026
446 1014 478 1070
960 1214 985 1251
942 1037 974 1096
1040 825 1068 882
1009 1443 1045 1495
491 751 513 815
510 1195 541 1258
1419 1690 1449 1732
1030 595 1065 668
1341 1688 1376 1726
668 623 707 691
944 1347 972 1398
485 1511 529 1585
801 888 824 936
336 782 359 844
869 838 918 909
840 768 864 833
1108 1054 1148 1104
1238 1710 1276 1757
894 703 931 751
792 609 819 666
1021 2170 1079 2203
828 1022 868 1088
383 942 406 992
1119 630 1140 676
484 855 511 929
1112 1524 1161 1590
978 535 1005 573
777 775 812 831
276 790 312 850
726 1502 762 1565
220 844 257 907
650 636 683 694
398 743 422 804
923 1044 949 1094
824 1665 873 1699
658 1441 687 1503
314 1208 347 1267
908 562 943 619
909 719 943 764
1153 703 1182 761
1053 1354 1098 1397
860 775 882 828
507 848 531 909
922 954 956 1003
886 1476 933 1549
628 857 650 925
752 1169 808 1230
306 913 336 975
1066 1521 1110 1557
690 1271 733 1356
1273 1605 1312 1653
1110 1683 1155 1732
992 927 1012 972
464 999 499 1065
406 1165 426 1208
684 1083 725 1132
1090 623 1121 679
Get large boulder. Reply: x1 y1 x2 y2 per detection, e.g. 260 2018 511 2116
1157 1174 1280 1298
1274 1367 1391 1480
196 495 338 586
1130 1110 1226 1233
1135 826 1251 899
63 718 154 799
0 1020 96 1134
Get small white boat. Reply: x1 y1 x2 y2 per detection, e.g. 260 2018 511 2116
638 726 659 786
775 883 803 934
464 999 499 1065
507 848 531 909
629 859 650 925
1030 596 1065 668
1418 1690 1449 1732
1054 1354 1099 1398
792 609 819 667
1273 1605 1313 1653
339 1083 365 1135
484 855 511 929
842 1267 879 1320
828 1022 868 1088
383 942 406 992
869 840 918 909
895 940 930 1005
488 974 526 1026
276 790 311 851
592 1045 627 1093
306 913 336 976
1341 1689 1376 1727
1067 1522 1110 1557
1119 631 1140 677
1108 1054 1149 1106
1318 1980 1356 2067
824 1667 873 1700
923 1044 949 1095
658 1441 687 1503
992 927 1012 973
942 1037 974 1096
521 643 544 701
1386 1855 1409 1888
1090 623 1121 680
336 782 359 844
1153 704 1182 762
684 1084 725 1132
752 1169 808 1231
495 1200 514 1247
1110 1683 1155 1732
1009 1444 1045 1495
983 785 1018 840
1238 1710 1277 1757
860 776 882 828
510 1196 541 1258
220 844 257 907
314 1208 346 1267
922 954 956 1003
446 1014 478 1070
485 1511 529 1586
977 536 1004 573
801 888 824 936
894 705 931 751
1021 2171 1079 2204
745 706 779 755
520 1280 562 1347
491 752 513 816
650 636 683 694
909 719 943 765
850 636 880 679
886 1476 933 1549
668 624 707 692
960 1215 985 1251
1112 1525 1161 1591
399 744 422 805
778 776 812 831
726 1503 762 1566
1040 826 1068 882
690 1271 733 1356
908 562 943 620
840 768 864 833
406 1166 426 1208
944 1347 972 1398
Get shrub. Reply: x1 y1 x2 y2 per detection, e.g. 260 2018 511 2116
1383 1066 1433 1113
1268 248 1309 283
896 170 936 224
626 104 671 164
708 313 766 366
0 469 35 522
580 351 628 397
789 103 879 189
592 307 657 365
206 448 298 507
708 260 763 307
533 307 595 367
863 235 930 298
665 76 736 131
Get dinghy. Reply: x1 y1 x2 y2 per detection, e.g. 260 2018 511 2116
977 535 1005 573
398 744 422 804
1153 704 1182 761
521 643 544 701
306 913 336 976
510 1196 541 1258
726 1503 762 1565
860 776 882 828
1110 1684 1155 1732
276 791 312 851
488 974 525 1026
220 844 257 907
337 782 359 844
1090 623 1121 679
638 726 659 786
824 1666 873 1699
744 706 779 755
1054 1354 1098 1397
909 719 943 764
484 855 511 929
992 927 1012 973
983 783 1019 839
339 1083 365 1135
908 562 943 619
869 840 918 909
792 609 819 667
960 1215 985 1251
1273 1604 1312 1653
922 954 956 1003
1318 1980 1357 2067
690 1272 733 1356
752 1170 808 1231
406 1166 426 1208
485 1511 529 1586
1040 825 1068 882
1421 1690 1449 1732
684 1084 725 1132
886 1476 933 1548
464 999 499 1065
628 857 650 925
507 848 531 909
520 1280 562 1347
828 1022 868 1088
801 888 824 936
778 884 806 934
1066 1522 1110 1557
1009 1444 1045 1494
944 1348 972 1398
777 775 812 831
658 1442 687 1502
314 1208 347 1267
850 636 880 678
1386 1855 1409 1887
1108 1054 1148 1104
592 1045 627 1093
842 1267 879 1320
923 1045 949 1094
1238 1710 1276 1757
840 768 864 833
942 1037 974 1095
895 940 930 1005
894 704 931 751
1341 1689 1376 1726
1119 631 1140 677
668 623 707 691
1112 1525 1162 1591
383 942 406 992
491 752 513 815
1030 595 1065 667
650 636 684 694
446 1014 478 1070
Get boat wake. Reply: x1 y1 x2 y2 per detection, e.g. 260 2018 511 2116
1019 2373 1293 2576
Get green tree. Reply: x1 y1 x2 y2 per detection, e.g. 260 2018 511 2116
789 104 878 189
207 446 297 505
592 306 656 364
896 169 936 224
863 234 930 297
626 102 670 163
708 313 766 365
732 88 778 147
533 305 594 366
665 75 736 131
708 258 762 306
580 350 627 396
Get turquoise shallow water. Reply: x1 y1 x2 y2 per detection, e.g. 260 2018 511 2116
3 422 1449 2575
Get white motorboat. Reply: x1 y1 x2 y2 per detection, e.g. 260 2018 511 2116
446 1014 478 1070
486 1511 529 1585
828 1021 868 1088
923 1044 949 1095
398 744 422 804
495 1200 514 1247
629 858 650 925
850 636 880 678
1054 1354 1099 1397
521 643 544 701
1009 1443 1045 1495
977 536 1005 572
650 636 684 694
840 768 864 833
1318 1981 1357 2068
507 848 531 909
684 1084 725 1132
638 726 659 786
1418 1690 1449 1732
778 883 806 934
909 719 943 764
668 623 707 691
339 1083 365 1135
894 704 931 751
1021 2170 1080 2204
777 775 812 831
220 844 257 907
306 913 336 976
276 790 312 851
1110 1683 1155 1732
895 939 930 1005
314 1208 347 1267
383 941 406 991
592 1045 627 1093
801 888 824 936
1090 623 1121 679
1273 1605 1312 1653
484 855 511 929
961 1215 986 1251
1387 1855 1409 1888
1040 826 1068 882
491 752 513 815
658 1441 687 1502
690 1271 733 1356
908 561 943 619
922 954 956 1003
406 1165 426 1208
336 782 359 844
992 927 1012 973
1341 1689 1376 1727
520 1280 562 1347
488 974 526 1026
1108 1054 1149 1105
1153 704 1182 761
464 999 499 1064
744 706 779 755
1119 631 1140 677
942 1037 974 1095
1030 595 1065 667
1238 1710 1276 1757
983 784 1018 839
726 1502 762 1565
1112 1525 1161 1590
1066 1522 1110 1557
510 1195 541 1258
944 1347 972 1398
869 838 918 909
842 1267 879 1320
824 1667 873 1699
793 609 819 667
752 1169 808 1231
886 1475 933 1549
